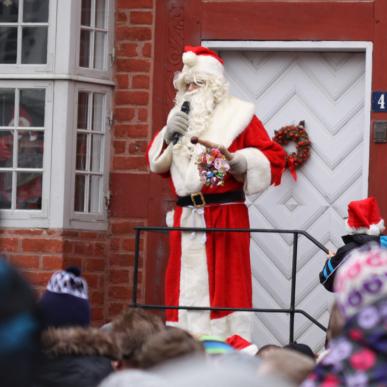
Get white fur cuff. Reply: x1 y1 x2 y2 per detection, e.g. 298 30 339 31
148 127 173 174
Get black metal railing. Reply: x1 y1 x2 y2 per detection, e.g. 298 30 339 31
131 226 329 343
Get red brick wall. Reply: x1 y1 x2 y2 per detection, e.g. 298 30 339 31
108 0 155 319
1 229 108 326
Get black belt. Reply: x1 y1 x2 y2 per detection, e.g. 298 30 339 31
176 191 245 208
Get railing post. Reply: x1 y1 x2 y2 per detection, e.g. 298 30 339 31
132 228 141 307
289 232 298 343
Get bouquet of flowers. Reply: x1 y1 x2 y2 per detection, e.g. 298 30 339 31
196 146 230 187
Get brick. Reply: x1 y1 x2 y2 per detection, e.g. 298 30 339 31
113 156 147 170
42 255 63 270
137 108 148 122
110 269 130 284
90 291 104 305
79 232 99 239
114 107 135 122
83 273 100 288
130 11 152 25
0 237 19 252
116 59 150 72
91 307 104 321
110 238 121 251
62 230 80 237
109 286 131 301
117 0 153 9
23 271 53 287
63 240 74 254
12 229 44 235
10 255 40 269
113 141 126 154
116 10 128 23
22 239 63 253
116 42 138 57
93 242 106 258
114 124 148 138
85 258 105 272
74 242 93 255
108 303 126 318
142 42 152 57
110 253 133 267
116 27 151 41
128 140 147 155
132 74 150 89
63 257 83 269
121 237 144 252
115 91 149 106
116 73 129 89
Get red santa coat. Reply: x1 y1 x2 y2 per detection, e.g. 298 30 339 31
147 96 286 338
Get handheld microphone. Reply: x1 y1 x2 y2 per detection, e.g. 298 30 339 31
172 101 190 145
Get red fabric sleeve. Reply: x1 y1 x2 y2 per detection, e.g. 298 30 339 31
229 115 286 186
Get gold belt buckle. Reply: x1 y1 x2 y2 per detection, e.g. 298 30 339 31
190 192 206 208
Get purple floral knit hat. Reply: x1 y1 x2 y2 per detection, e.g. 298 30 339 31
334 243 387 318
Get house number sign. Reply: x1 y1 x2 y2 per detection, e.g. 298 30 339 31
372 91 387 112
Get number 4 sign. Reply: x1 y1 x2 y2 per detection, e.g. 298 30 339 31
372 92 387 112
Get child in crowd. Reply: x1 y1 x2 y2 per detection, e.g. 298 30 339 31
320 197 386 291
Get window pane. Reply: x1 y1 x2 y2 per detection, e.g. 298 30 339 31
0 0 18 23
0 89 15 126
16 172 42 209
17 130 43 168
89 175 100 212
92 93 104 131
94 31 105 70
74 174 85 211
0 27 17 64
19 89 45 127
23 0 49 22
21 27 48 64
77 92 89 129
0 131 13 167
76 133 87 170
81 0 91 26
95 0 105 28
79 29 91 67
0 172 12 209
90 134 102 172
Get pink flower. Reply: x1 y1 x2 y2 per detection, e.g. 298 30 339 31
350 349 376 370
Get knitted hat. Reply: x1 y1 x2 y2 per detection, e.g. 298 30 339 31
181 45 224 80
226 334 258 356
346 197 385 236
334 244 387 318
39 267 90 328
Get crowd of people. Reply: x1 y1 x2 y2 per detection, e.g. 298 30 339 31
0 238 386 386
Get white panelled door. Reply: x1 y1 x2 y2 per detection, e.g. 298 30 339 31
220 50 368 351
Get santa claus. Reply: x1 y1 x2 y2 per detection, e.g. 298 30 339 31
147 46 286 339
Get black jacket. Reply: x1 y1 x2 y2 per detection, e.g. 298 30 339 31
34 327 120 387
319 234 380 292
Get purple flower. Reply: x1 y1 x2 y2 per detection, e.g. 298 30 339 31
322 339 353 365
345 372 368 387
357 305 380 329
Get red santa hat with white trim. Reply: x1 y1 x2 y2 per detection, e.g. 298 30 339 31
181 45 225 80
346 197 385 236
225 334 258 356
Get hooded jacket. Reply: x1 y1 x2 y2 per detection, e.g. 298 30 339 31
34 327 121 387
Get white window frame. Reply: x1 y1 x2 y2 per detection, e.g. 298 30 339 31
69 83 111 229
0 0 56 73
0 80 53 227
0 0 115 230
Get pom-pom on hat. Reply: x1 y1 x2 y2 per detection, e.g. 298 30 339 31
181 45 224 80
225 334 258 356
39 267 90 328
346 197 385 236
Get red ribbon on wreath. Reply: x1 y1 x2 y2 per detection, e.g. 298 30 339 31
272 121 311 181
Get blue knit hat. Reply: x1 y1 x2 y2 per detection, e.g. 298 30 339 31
39 267 90 328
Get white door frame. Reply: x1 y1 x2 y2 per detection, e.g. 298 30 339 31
203 40 373 196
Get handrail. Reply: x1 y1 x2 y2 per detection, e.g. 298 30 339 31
131 226 328 343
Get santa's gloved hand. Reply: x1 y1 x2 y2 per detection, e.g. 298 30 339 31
164 111 189 144
229 152 248 175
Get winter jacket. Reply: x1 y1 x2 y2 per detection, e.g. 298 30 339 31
34 327 121 387
319 234 380 292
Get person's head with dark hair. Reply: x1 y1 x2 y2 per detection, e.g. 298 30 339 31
256 344 281 359
38 266 90 329
0 257 42 387
137 327 205 369
111 308 166 369
283 342 315 360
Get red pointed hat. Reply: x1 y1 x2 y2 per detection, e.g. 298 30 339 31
181 45 224 79
346 197 385 236
225 334 258 356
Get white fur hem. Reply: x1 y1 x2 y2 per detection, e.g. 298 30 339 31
148 127 173 173
233 148 271 195
346 219 385 236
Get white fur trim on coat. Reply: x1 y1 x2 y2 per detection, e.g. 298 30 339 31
345 219 385 236
148 127 173 174
232 148 271 195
